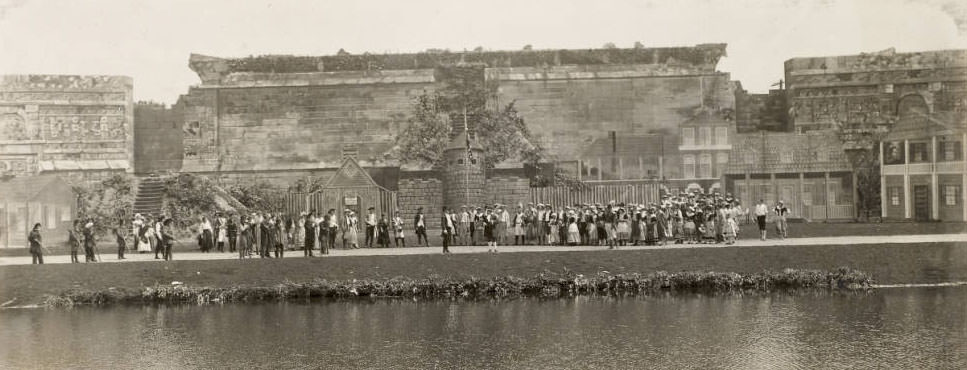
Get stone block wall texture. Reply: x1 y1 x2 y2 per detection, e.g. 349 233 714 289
485 175 530 208
0 75 133 180
134 103 183 174
398 176 443 231
491 66 735 162
177 69 435 173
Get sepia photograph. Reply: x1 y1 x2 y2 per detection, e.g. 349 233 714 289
1 0 966 368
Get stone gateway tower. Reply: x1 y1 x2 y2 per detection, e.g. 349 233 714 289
443 127 485 211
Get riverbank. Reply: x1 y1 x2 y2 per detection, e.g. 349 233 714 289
2 241 964 307
39 268 872 307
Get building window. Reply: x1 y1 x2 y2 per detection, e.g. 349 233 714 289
744 152 755 164
780 151 793 164
816 150 827 163
683 155 695 179
938 139 963 162
700 127 712 146
909 142 929 163
714 127 728 145
884 141 905 164
699 154 712 178
889 186 901 206
884 84 894 93
944 185 960 206
716 153 729 177
682 128 695 146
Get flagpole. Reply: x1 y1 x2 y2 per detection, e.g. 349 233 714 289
464 106 470 208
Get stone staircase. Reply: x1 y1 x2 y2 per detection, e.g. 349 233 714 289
133 176 165 217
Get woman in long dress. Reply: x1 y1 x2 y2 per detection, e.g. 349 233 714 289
348 212 360 248
138 220 154 253
237 217 251 259
547 212 559 246
294 215 305 251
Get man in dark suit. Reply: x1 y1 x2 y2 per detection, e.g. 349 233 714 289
304 210 315 257
440 207 453 254
414 207 428 247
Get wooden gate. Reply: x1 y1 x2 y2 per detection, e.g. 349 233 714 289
283 190 398 219
529 183 659 207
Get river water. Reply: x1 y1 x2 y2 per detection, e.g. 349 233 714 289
1 287 965 369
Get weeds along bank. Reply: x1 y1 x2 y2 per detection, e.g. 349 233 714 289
40 268 872 307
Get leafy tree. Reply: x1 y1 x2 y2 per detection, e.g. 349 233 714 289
290 175 327 193
840 125 889 221
72 174 135 237
395 63 585 188
163 173 219 233
227 182 284 213
394 93 451 167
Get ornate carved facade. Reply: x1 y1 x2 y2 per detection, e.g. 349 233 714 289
0 75 133 180
785 48 967 133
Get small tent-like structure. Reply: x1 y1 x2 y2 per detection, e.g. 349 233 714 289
0 175 76 248
285 158 398 222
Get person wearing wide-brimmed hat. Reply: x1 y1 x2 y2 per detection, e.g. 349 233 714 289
440 206 453 254
513 205 525 245
364 207 377 248
303 210 316 257
83 219 97 262
458 205 470 246
774 200 789 240
413 207 428 247
346 210 360 249
392 211 406 247
498 205 510 245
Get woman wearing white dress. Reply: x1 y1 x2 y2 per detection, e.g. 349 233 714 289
346 212 359 248
139 221 154 253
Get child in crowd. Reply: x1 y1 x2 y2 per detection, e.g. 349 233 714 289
724 214 739 245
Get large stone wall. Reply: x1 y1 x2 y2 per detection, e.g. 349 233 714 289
398 174 443 231
0 75 133 181
176 70 435 173
485 174 530 207
490 65 735 163
133 102 182 174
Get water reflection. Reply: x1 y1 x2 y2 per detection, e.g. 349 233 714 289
1 288 965 369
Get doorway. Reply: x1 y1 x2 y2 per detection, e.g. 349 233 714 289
913 185 930 221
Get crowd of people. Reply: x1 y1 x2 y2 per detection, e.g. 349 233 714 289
22 192 792 263
435 192 761 252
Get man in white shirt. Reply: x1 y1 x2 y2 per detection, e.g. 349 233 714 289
414 207 428 247
498 206 510 245
754 199 769 241
459 206 470 246
365 207 377 248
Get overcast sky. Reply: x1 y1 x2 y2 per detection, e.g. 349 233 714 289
1 0 965 104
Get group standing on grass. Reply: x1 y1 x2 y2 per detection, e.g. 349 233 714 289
28 191 793 264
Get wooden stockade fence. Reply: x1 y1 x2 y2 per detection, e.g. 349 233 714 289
282 190 398 218
529 183 660 207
